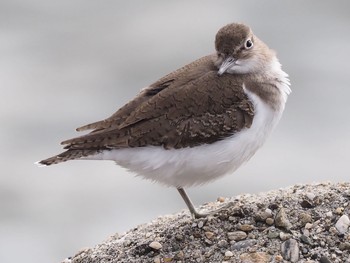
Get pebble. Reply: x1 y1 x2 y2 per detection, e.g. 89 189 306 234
204 231 214 239
275 208 292 230
217 196 225 202
239 224 255 232
300 234 312 245
227 231 247 241
299 212 312 225
326 211 333 218
266 218 274 225
239 252 271 263
153 257 161 263
339 242 350 251
268 228 280 239
305 223 313 229
336 207 344 214
224 250 233 257
279 231 291 241
218 239 228 248
197 221 204 228
231 240 257 250
319 256 332 263
335 214 350 234
306 192 316 201
281 239 300 262
149 241 162 250
275 254 283 261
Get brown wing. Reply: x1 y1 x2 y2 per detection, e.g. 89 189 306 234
76 55 218 133
39 55 254 165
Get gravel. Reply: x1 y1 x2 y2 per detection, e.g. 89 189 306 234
62 182 350 263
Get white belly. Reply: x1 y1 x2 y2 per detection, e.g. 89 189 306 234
88 88 286 188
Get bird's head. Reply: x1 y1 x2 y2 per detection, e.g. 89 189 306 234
215 23 275 75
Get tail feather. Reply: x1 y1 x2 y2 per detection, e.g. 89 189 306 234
37 149 98 166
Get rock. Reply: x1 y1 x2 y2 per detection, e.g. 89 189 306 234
336 207 344 215
239 252 271 263
224 250 233 257
281 239 300 262
320 256 332 263
275 208 292 230
62 183 350 263
305 222 313 229
279 231 291 241
149 241 162 250
299 212 312 226
239 224 255 232
231 240 257 250
335 214 350 234
268 228 280 239
197 221 204 228
217 196 225 202
227 231 247 241
204 231 214 239
266 217 274 225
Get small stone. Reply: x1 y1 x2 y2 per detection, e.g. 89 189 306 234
306 192 316 201
225 250 233 257
163 256 173 262
299 212 312 226
281 239 300 263
239 224 255 232
305 223 313 229
279 231 291 241
217 196 225 202
300 200 314 208
268 228 280 239
149 241 162 250
330 226 338 234
266 218 274 225
239 252 271 263
320 256 332 263
154 257 161 263
175 234 183 241
205 231 214 239
335 214 350 234
326 211 333 218
256 209 273 221
300 234 312 245
198 221 204 228
175 250 185 259
336 207 344 214
339 242 350 251
231 240 257 250
275 254 283 261
218 239 229 248
275 208 292 230
227 231 247 241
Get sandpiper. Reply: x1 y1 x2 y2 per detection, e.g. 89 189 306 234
38 23 291 218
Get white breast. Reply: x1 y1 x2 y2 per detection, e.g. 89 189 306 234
88 80 289 188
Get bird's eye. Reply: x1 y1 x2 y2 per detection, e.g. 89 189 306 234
245 39 253 49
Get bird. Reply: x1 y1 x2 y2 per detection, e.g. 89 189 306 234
38 23 291 218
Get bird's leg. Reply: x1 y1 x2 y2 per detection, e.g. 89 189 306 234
177 187 208 218
177 187 236 219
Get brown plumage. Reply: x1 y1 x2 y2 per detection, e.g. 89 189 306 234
40 53 256 165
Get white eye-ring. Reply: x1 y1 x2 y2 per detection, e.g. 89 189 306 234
245 39 253 49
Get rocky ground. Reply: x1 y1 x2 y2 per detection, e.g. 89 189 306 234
63 182 350 263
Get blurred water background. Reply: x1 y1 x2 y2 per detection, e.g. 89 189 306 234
1 1 350 262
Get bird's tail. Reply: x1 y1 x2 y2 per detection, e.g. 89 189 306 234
36 149 98 166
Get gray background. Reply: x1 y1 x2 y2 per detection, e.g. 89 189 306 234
1 1 349 262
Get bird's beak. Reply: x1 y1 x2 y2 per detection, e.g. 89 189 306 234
218 56 236 76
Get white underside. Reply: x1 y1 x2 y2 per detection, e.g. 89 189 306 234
84 66 290 187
